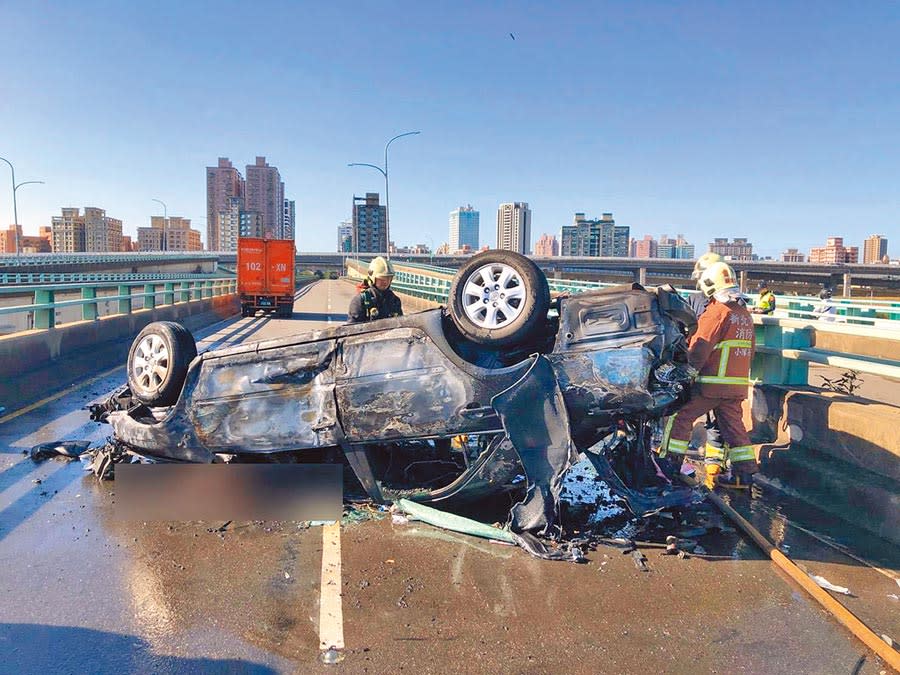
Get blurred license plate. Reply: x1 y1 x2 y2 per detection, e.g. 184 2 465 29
258 298 272 307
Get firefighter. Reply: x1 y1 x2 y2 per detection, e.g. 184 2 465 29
688 252 724 319
753 281 776 315
660 262 758 489
347 256 403 323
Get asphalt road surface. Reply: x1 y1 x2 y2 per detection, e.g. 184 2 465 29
1 280 898 674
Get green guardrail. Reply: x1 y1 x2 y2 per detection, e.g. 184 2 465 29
0 277 237 330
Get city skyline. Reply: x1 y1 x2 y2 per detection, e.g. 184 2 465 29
1 4 898 257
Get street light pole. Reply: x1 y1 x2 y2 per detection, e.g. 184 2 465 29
151 198 168 221
348 130 420 258
0 156 44 256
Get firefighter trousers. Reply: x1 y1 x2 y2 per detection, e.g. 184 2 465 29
660 394 758 473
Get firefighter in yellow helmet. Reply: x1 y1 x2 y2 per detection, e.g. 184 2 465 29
347 256 404 323
659 262 758 488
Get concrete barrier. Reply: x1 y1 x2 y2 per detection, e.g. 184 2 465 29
0 294 239 413
748 384 900 546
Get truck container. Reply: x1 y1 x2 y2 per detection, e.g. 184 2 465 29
237 238 296 317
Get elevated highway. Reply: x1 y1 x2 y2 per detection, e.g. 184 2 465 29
4 251 900 295
1 280 897 672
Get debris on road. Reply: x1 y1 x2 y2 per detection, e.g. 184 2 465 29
30 440 91 462
808 574 852 596
631 549 649 572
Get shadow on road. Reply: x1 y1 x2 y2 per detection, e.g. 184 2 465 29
0 623 277 674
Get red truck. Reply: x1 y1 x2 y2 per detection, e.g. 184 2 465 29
237 238 296 317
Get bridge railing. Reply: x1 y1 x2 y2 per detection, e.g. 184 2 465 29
344 258 900 385
0 276 237 334
752 314 900 386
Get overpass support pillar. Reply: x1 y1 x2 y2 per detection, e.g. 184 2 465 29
34 289 55 329
82 287 98 321
143 284 156 310
636 267 647 286
739 270 748 293
843 272 852 298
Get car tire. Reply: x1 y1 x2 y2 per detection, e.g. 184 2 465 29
127 321 197 407
448 250 550 347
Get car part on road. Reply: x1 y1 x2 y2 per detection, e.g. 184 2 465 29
127 321 197 406
448 250 550 347
30 440 92 462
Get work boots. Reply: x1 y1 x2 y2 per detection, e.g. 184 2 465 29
705 464 754 490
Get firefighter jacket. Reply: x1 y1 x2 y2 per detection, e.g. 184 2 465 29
347 283 403 323
687 298 755 399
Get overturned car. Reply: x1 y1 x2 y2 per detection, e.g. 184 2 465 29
93 251 699 545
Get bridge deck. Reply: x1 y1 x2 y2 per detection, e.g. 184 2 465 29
0 281 897 672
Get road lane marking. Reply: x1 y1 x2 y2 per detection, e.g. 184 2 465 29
318 521 344 651
0 364 124 425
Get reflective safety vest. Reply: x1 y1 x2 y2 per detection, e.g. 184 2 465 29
688 299 755 398
757 290 776 314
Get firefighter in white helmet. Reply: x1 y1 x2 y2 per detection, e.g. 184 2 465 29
660 262 758 488
347 256 404 323
688 252 724 319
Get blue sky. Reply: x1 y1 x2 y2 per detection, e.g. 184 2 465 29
1 1 898 257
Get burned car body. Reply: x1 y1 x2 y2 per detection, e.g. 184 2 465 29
95 252 698 539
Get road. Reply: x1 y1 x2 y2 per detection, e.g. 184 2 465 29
1 280 898 674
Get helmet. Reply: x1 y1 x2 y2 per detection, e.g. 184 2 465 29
368 256 395 280
756 281 769 291
692 252 724 280
819 288 832 300
699 261 738 298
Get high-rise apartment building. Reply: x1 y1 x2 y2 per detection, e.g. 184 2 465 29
338 221 353 253
632 235 658 258
283 199 296 243
239 211 264 239
496 202 531 254
138 216 201 251
449 205 479 252
51 207 122 253
533 234 559 257
709 238 754 261
217 197 244 253
560 213 629 257
246 157 285 240
781 248 805 263
52 208 86 252
206 158 245 251
83 207 122 253
863 235 888 264
809 236 858 264
352 193 387 253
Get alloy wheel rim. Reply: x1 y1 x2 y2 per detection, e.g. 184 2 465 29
461 262 526 329
132 334 170 392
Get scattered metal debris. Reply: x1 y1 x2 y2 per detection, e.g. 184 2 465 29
808 574 852 596
30 440 91 462
631 549 649 572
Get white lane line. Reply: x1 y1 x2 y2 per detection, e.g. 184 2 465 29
0 364 124 425
318 522 344 651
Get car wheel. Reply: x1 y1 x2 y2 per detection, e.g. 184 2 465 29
127 321 197 406
448 250 550 347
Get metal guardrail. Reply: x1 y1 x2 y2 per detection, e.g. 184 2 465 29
0 271 234 285
0 252 219 267
0 276 237 331
348 258 900 386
